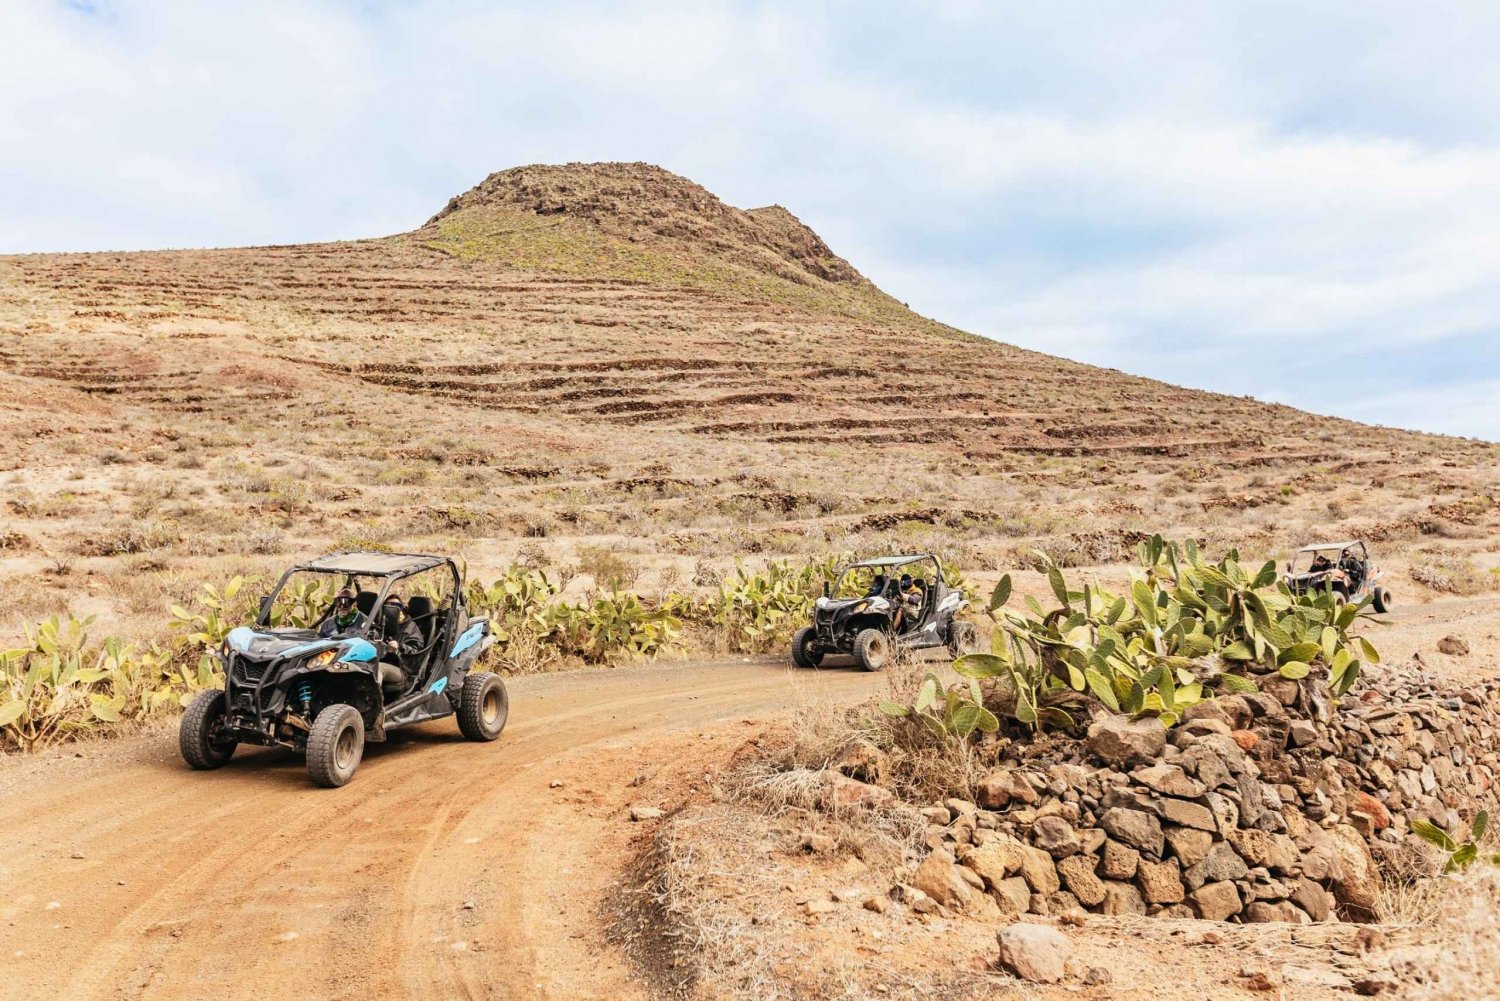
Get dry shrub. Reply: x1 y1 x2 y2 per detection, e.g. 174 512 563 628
570 544 639 587
244 528 285 555
1384 867 1500 1000
1408 547 1489 596
77 520 177 557
616 805 788 1000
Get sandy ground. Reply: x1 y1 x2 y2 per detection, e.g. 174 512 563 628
0 657 881 1001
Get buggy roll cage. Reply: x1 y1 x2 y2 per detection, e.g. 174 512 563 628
254 551 465 648
828 554 945 598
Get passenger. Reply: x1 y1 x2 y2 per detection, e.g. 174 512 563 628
1309 553 1334 574
893 574 922 632
1339 549 1363 589
865 573 888 598
380 596 423 665
319 587 370 638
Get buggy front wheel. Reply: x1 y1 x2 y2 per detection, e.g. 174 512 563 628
791 627 823 669
458 672 509 741
179 690 236 770
946 621 979 657
307 704 365 788
854 629 889 672
1372 587 1392 613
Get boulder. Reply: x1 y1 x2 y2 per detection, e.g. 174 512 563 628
800 831 836 853
1188 880 1242 921
1019 845 1061 896
1100 839 1140 880
1032 816 1081 857
1287 720 1319 748
1161 798 1217 832
1136 858 1186 904
1088 716 1166 767
1327 825 1380 922
1291 876 1334 922
1100 880 1147 916
1244 901 1311 924
911 854 966 907
1057 854 1106 907
976 768 1036 809
820 774 896 811
1100 807 1164 858
1226 829 1299 872
1164 826 1214 867
992 876 1033 914
1183 842 1247 891
1349 792 1392 835
960 833 1027 887
996 923 1071 984
833 739 889 784
1178 743 1232 790
1438 635 1470 657
1133 763 1207 799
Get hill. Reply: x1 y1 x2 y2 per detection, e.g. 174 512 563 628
0 162 1496 641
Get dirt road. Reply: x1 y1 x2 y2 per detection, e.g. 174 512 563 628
0 658 885 1001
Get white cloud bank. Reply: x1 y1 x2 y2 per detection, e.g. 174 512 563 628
1 1 1497 439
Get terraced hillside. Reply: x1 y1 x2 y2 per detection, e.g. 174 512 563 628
1 162 1496 642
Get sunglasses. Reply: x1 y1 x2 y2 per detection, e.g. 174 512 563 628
335 596 354 608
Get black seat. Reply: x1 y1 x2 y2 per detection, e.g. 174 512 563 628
355 590 378 618
378 603 410 691
406 595 434 644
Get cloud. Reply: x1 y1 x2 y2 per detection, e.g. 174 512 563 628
2 1 1497 439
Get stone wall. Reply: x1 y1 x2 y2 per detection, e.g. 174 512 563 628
901 661 1500 924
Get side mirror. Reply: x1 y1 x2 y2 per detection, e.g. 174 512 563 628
823 581 831 598
258 596 272 621
1284 562 1292 573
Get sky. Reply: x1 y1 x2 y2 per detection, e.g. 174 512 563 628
3 1 1499 441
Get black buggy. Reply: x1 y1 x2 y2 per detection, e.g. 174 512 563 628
1283 539 1392 613
178 551 507 787
790 554 977 672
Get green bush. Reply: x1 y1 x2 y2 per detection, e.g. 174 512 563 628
955 534 1379 732
0 616 215 751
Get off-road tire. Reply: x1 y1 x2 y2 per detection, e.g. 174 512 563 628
854 629 889 672
306 703 365 788
458 671 509 742
179 690 236 770
1372 587 1392 613
790 627 823 669
946 621 979 657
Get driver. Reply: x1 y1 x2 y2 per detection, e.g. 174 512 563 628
1309 553 1334 573
319 587 370 638
865 573 888 598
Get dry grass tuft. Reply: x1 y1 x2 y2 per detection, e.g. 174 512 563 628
1384 867 1500 999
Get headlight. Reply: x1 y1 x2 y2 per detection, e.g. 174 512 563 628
853 601 868 613
308 649 336 668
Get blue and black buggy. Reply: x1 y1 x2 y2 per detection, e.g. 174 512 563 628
178 551 506 787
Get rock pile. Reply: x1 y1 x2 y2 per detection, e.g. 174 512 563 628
898 660 1500 925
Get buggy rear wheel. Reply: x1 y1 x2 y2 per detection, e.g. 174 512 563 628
458 671 509 742
179 690 236 770
1372 587 1392 613
790 626 823 669
306 703 365 788
854 629 889 672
